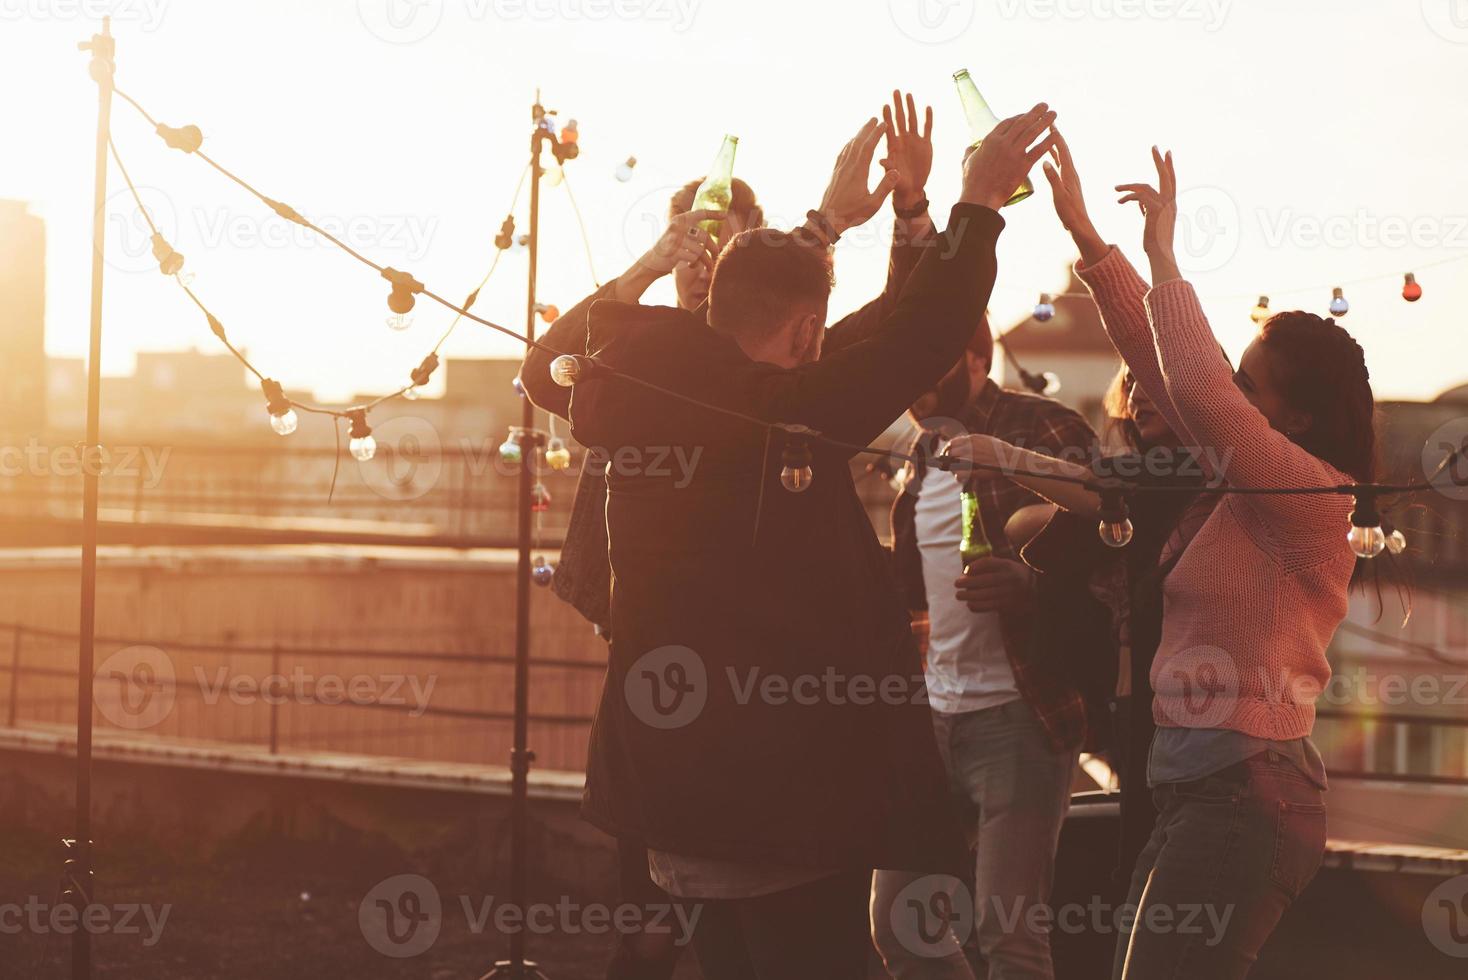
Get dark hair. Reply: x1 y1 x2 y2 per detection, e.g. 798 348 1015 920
669 177 764 229
1258 312 1377 482
707 230 833 341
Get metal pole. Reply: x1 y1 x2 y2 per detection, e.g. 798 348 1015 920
269 644 281 754
69 17 114 980
483 93 549 980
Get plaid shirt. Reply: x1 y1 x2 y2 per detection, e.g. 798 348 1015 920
891 378 1101 752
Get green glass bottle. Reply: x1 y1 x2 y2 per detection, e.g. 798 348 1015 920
959 488 994 571
692 134 738 245
953 69 1033 208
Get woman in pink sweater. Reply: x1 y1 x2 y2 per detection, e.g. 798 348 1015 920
960 134 1376 979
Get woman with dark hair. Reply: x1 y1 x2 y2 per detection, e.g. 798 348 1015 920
964 132 1374 979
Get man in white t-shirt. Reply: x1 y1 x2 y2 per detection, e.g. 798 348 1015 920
872 320 1099 980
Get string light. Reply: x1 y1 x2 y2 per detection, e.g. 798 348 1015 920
383 267 424 331
403 352 438 401
1329 286 1350 317
346 410 377 462
531 555 556 586
1402 273 1422 303
1019 368 1061 397
1347 490 1386 559
1032 293 1055 322
1250 295 1270 324
534 302 560 323
499 427 524 466
545 437 572 471
615 156 637 182
779 425 815 493
1385 525 1407 556
260 378 298 436
494 215 516 251
150 232 184 276
103 78 1460 556
531 483 552 512
1097 486 1135 548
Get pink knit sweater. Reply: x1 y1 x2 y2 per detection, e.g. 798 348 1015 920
1077 248 1356 741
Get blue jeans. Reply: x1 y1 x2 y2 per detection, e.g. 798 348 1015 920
1113 752 1327 979
872 699 1076 980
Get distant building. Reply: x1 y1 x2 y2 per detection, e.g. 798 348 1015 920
0 201 47 437
996 271 1118 429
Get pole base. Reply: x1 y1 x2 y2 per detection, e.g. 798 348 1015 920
479 960 549 979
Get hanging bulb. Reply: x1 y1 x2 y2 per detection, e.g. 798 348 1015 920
383 266 424 315
550 354 597 387
1097 487 1135 549
534 302 560 323
779 425 815 493
1329 286 1350 317
512 376 527 398
531 555 556 587
1386 527 1407 556
1032 293 1055 322
403 352 438 400
546 163 565 187
499 428 523 466
1040 372 1061 396
615 156 637 182
403 386 420 401
513 233 530 252
1402 273 1422 303
347 410 376 462
261 378 297 436
1019 368 1060 397
385 312 414 331
1250 295 1270 324
494 215 516 251
545 437 572 471
150 232 185 276
531 482 552 512
1347 491 1385 559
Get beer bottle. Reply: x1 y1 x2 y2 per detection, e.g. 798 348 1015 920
953 69 1033 207
692 135 738 245
959 488 994 572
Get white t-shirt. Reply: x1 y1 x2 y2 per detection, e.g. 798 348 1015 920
913 460 1020 714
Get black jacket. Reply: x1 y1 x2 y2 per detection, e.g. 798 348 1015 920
567 204 1003 873
521 219 934 635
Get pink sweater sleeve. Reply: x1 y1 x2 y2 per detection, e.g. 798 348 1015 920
1143 278 1351 561
1074 247 1210 477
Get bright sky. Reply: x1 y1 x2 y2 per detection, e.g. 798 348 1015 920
4 0 1467 404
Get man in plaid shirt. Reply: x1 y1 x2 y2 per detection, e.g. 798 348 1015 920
872 318 1101 980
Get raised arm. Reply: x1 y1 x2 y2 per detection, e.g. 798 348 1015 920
1044 131 1205 459
758 105 1058 448
1116 150 1348 544
950 434 1103 517
519 208 721 420
825 91 937 353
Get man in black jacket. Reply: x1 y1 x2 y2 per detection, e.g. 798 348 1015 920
562 106 1057 976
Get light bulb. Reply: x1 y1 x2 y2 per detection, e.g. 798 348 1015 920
1097 488 1133 548
1402 273 1422 303
1250 295 1270 324
546 164 564 187
270 408 299 436
1099 517 1134 548
531 483 552 512
385 313 414 331
1033 293 1055 322
1386 528 1407 555
499 433 523 466
531 555 555 587
780 465 814 493
1329 287 1349 317
403 385 420 401
535 303 561 323
545 437 572 471
1347 524 1386 559
349 434 377 462
512 376 527 398
615 156 637 182
1041 372 1061 396
550 354 587 387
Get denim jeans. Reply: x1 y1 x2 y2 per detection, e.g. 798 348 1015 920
1113 752 1328 980
872 699 1076 980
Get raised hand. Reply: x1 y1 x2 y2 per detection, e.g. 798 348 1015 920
880 90 934 213
810 117 900 241
1041 128 1107 264
638 209 723 276
959 103 1058 212
1116 146 1181 284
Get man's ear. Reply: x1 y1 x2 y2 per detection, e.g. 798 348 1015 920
791 313 822 362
